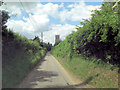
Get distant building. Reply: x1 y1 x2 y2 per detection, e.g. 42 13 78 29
55 35 60 44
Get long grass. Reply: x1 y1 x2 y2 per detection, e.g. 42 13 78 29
51 51 119 88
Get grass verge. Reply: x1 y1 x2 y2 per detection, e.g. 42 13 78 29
51 52 119 88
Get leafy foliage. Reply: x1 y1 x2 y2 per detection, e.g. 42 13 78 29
33 36 52 51
2 29 48 87
2 30 52 88
52 2 120 66
1 10 10 31
1 10 52 87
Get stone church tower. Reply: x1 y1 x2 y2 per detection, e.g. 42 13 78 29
55 35 60 43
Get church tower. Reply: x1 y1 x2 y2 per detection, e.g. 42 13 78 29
55 35 60 43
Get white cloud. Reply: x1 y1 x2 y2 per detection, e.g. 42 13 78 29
4 2 101 45
9 5 21 16
30 2 100 22
21 2 100 22
24 14 50 32
6 20 33 33
2 2 101 22
0 3 21 16
6 19 77 45
59 3 64 8
31 3 59 18
59 1 101 22
6 20 35 39
43 24 77 45
6 14 50 39
67 4 74 8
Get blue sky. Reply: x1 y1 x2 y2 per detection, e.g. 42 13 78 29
9 2 102 25
1 1 102 44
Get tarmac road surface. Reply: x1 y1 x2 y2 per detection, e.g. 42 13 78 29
17 52 92 88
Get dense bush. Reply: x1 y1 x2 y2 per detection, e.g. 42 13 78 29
52 2 120 66
1 9 53 87
33 36 52 51
2 29 49 87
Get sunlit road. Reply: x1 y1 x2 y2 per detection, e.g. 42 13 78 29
17 52 93 88
17 52 74 88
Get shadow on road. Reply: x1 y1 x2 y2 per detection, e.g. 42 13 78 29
22 58 58 87
46 74 100 88
28 70 58 87
16 57 59 88
16 53 99 88
45 76 94 88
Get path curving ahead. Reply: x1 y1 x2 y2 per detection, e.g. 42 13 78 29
17 52 92 88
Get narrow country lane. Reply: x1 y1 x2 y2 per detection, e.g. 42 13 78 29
16 52 92 88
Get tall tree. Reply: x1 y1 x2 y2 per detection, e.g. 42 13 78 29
1 10 10 31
